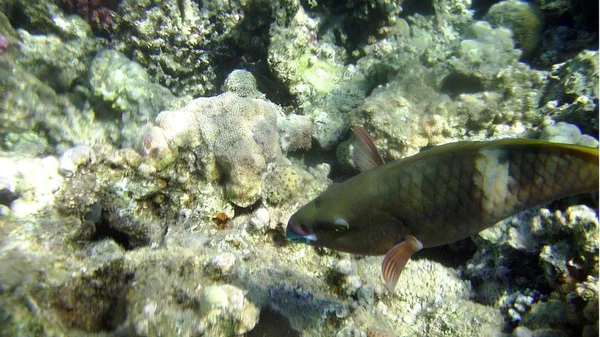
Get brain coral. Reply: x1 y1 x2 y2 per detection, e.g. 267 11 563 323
485 0 544 58
146 92 283 207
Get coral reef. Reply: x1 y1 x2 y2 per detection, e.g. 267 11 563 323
222 69 265 99
61 0 117 29
466 203 598 335
0 0 597 337
15 19 102 93
143 91 282 207
485 0 544 58
540 121 599 147
114 0 298 97
88 49 182 147
541 50 599 135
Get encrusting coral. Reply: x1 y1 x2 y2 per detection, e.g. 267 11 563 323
141 91 282 207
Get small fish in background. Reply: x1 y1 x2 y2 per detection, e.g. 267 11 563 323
287 127 599 292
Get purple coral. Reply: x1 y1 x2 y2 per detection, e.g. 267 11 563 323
62 0 117 29
0 34 8 54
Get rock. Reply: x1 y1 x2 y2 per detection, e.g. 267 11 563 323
334 259 355 276
207 253 237 278
88 49 180 148
249 207 270 232
513 326 533 337
198 284 260 336
58 145 96 176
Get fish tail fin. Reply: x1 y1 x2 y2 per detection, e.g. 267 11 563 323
382 235 423 292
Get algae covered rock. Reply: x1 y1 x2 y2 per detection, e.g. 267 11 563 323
349 85 457 160
89 49 181 148
199 284 260 336
448 20 547 133
0 0 95 40
0 63 100 154
279 114 313 152
0 34 115 154
16 27 102 92
269 6 368 150
263 164 303 204
58 145 96 176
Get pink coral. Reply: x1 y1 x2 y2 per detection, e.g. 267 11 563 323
62 0 117 29
0 34 8 54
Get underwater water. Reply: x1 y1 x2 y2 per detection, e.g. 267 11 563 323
0 0 598 336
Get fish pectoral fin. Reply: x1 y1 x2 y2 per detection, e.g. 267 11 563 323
381 235 423 292
352 127 385 171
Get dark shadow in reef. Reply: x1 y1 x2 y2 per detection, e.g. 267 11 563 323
412 237 478 270
233 263 348 336
247 308 301 337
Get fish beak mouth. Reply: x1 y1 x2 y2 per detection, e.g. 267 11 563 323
286 221 317 243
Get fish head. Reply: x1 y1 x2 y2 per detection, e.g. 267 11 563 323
286 184 401 255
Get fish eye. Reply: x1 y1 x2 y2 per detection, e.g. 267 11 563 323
333 218 349 231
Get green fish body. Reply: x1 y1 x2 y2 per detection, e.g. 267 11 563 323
286 128 599 291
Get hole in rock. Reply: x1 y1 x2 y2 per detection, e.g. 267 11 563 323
440 72 484 98
247 308 301 337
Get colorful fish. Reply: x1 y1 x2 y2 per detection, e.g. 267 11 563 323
286 128 599 291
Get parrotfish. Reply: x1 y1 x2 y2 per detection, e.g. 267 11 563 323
286 127 599 291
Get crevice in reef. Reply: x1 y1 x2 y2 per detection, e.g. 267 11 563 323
440 72 485 98
90 215 134 250
247 308 301 337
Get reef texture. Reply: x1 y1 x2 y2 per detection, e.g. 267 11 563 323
0 0 598 336
114 0 299 97
88 49 182 148
142 91 284 207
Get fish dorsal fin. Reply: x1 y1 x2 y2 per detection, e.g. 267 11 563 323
352 127 385 172
381 235 423 292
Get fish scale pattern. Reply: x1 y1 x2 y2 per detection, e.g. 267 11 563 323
386 142 598 248
506 149 593 211
391 153 484 245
